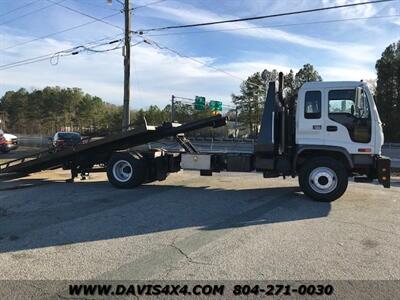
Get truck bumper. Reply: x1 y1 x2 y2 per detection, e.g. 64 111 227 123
0 142 18 152
375 156 391 188
0 142 19 152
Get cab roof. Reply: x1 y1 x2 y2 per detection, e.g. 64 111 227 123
300 81 365 89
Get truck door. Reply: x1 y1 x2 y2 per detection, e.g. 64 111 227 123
296 89 325 145
324 88 373 153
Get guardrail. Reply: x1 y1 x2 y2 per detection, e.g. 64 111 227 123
384 143 400 149
16 134 49 147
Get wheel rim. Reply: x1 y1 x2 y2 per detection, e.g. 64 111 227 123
112 160 133 183
309 167 337 194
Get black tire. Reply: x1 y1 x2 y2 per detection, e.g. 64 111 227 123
298 156 348 202
106 152 147 188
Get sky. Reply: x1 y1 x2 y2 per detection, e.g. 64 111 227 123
0 0 399 109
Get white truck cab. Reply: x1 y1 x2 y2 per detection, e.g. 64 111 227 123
255 74 390 201
297 81 383 156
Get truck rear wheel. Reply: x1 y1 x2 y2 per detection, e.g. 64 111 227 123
299 157 348 202
107 152 147 188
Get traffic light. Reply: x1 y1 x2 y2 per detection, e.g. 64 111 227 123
209 100 222 112
194 96 206 111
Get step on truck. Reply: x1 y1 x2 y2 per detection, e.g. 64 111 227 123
0 73 390 201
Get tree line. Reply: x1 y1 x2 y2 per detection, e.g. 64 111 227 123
0 87 219 136
232 64 322 138
0 87 123 135
0 64 323 138
375 41 400 142
0 40 399 141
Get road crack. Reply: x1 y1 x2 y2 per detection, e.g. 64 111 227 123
169 236 214 266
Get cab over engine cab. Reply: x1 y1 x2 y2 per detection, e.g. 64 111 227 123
250 72 390 201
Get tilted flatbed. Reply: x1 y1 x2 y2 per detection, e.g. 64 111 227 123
0 115 226 178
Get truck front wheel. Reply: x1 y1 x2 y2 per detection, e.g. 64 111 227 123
107 152 147 188
299 157 348 202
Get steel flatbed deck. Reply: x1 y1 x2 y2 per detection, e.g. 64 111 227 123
0 115 226 178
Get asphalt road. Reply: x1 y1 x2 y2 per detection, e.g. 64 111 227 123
0 170 399 280
150 141 400 169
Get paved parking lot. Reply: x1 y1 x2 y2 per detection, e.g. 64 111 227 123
0 169 399 280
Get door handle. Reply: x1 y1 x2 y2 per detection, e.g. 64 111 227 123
327 126 338 132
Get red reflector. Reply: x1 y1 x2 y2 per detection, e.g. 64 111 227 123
358 148 371 153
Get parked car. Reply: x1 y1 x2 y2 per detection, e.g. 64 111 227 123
48 132 82 152
0 129 4 151
0 130 19 153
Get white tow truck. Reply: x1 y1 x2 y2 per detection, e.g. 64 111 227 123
1 73 390 202
104 73 390 202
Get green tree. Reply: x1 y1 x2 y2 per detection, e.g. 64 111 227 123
295 63 322 90
0 89 29 133
0 86 130 135
375 41 400 142
231 65 322 138
232 71 267 137
284 69 296 99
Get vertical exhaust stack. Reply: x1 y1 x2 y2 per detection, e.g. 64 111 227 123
278 72 284 105
278 72 286 154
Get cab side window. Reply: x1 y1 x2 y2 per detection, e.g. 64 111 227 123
328 89 370 119
304 91 321 119
328 89 356 116
328 89 371 143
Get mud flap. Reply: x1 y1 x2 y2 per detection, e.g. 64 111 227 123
376 156 391 188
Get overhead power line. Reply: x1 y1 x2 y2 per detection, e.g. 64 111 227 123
135 0 394 33
0 35 139 71
0 0 42 18
0 0 166 52
0 37 143 71
45 0 124 30
0 0 66 26
141 36 262 88
144 13 400 37
0 11 123 51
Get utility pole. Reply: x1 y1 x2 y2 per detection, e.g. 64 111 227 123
122 0 131 131
171 95 175 122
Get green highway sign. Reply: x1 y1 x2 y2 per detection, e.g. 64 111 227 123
209 100 222 112
194 96 206 111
